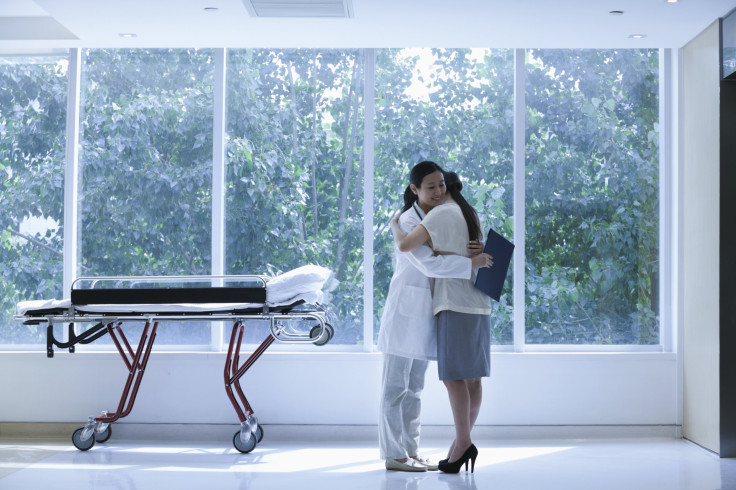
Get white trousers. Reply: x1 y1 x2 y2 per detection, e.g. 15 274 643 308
378 353 429 460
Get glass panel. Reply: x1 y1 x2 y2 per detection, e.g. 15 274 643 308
525 49 660 344
0 56 67 344
374 48 515 345
78 49 215 345
225 49 364 345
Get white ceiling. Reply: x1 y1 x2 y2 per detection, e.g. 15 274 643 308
1 0 735 51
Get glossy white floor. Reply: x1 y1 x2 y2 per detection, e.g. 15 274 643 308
1 431 735 490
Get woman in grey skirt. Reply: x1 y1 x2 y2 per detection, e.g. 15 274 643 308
390 171 493 474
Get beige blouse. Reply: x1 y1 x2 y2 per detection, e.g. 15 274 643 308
420 202 491 316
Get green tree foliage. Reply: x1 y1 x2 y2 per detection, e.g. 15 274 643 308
225 49 364 343
79 49 214 277
0 48 660 347
525 50 659 344
75 49 217 345
373 49 514 344
0 57 67 343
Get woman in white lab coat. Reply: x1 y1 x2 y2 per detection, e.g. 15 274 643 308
377 161 491 472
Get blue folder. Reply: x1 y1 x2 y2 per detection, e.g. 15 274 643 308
474 227 515 302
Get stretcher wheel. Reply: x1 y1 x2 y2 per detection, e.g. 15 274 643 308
95 425 112 443
255 425 264 443
233 431 257 453
310 323 334 346
72 427 95 451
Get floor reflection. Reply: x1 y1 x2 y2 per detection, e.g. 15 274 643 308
0 437 728 490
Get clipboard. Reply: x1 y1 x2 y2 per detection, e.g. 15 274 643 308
474 227 515 302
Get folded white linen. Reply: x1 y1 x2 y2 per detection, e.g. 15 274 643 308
16 298 71 316
265 265 331 304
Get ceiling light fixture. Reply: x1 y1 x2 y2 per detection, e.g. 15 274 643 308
609 10 624 15
629 34 647 39
118 33 137 38
204 7 219 12
666 0 678 3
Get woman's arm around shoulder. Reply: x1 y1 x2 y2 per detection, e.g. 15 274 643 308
390 211 430 252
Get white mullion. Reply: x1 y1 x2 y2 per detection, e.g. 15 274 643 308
63 48 81 344
363 48 376 352
63 48 81 295
671 48 684 427
659 48 672 353
211 48 227 351
513 48 526 352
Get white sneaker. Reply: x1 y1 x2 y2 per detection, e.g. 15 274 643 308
385 459 428 472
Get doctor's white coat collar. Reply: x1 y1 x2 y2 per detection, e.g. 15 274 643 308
412 202 426 220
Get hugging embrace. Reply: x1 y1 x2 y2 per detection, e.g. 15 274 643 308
378 160 493 474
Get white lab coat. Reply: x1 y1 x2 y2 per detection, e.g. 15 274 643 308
377 202 472 361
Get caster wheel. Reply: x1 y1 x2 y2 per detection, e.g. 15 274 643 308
254 425 264 443
310 323 333 346
72 427 95 451
95 425 112 443
233 431 257 453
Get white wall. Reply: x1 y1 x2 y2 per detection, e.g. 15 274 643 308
681 20 721 453
0 351 677 428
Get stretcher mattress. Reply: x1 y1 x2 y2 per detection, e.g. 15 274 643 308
17 290 322 316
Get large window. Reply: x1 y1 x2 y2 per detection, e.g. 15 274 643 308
373 48 514 345
0 48 664 350
525 50 660 345
78 49 216 345
0 56 68 344
225 49 364 345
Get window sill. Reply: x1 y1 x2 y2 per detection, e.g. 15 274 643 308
0 349 677 363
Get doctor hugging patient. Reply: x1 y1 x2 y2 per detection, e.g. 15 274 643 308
377 160 492 474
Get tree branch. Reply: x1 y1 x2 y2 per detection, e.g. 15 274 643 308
7 227 62 258
6 227 89 271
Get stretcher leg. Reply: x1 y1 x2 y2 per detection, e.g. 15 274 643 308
71 321 158 451
224 321 273 452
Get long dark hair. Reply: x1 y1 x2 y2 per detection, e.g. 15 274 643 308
444 171 481 241
401 160 445 212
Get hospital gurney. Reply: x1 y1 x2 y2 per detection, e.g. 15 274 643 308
15 265 334 453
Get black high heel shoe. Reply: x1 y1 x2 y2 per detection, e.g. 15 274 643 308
437 444 478 474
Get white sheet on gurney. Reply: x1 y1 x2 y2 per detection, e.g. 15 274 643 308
17 265 331 316
16 298 72 315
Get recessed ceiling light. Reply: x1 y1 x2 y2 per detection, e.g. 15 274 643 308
666 0 678 3
629 34 647 39
118 33 137 38
609 10 624 15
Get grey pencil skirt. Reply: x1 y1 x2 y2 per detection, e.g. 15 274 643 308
436 310 491 381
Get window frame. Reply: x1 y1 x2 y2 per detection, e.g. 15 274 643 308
1 47 672 353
